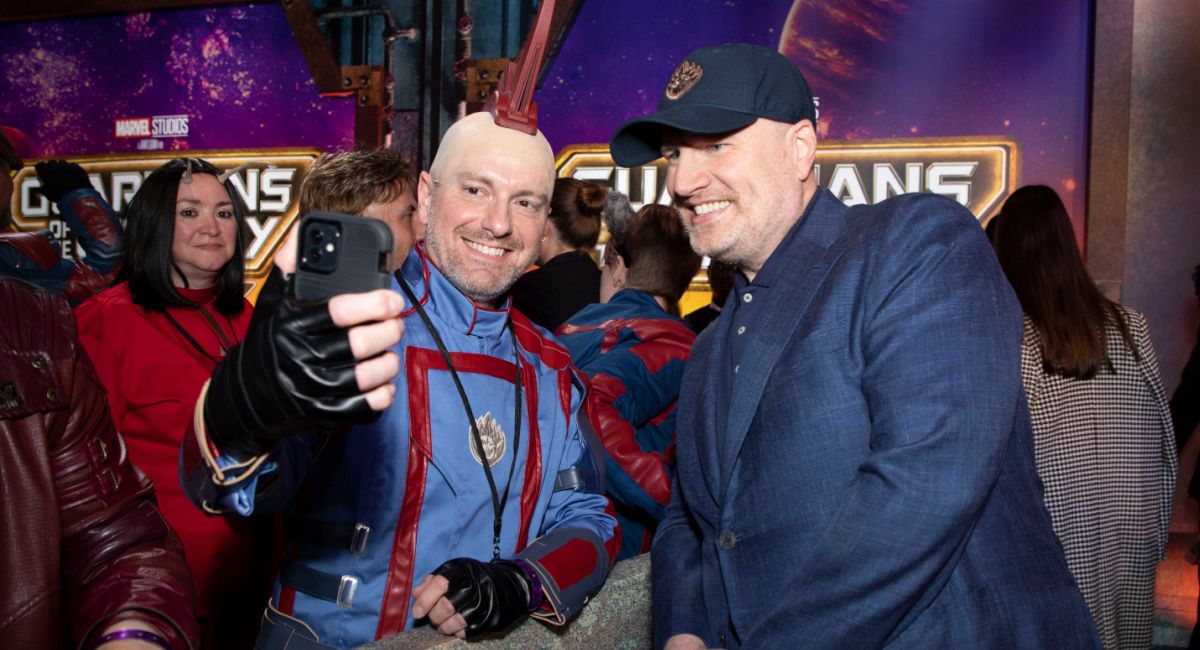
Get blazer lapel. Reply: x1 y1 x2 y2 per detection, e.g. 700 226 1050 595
719 190 848 492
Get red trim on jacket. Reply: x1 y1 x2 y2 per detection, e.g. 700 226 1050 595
1 231 58 270
588 373 672 505
376 347 437 638
536 537 598 591
377 345 526 636
515 357 542 551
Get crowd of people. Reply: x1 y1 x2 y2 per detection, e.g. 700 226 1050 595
0 41 1191 650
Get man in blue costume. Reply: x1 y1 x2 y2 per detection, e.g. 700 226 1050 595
557 200 700 559
180 109 618 649
610 43 1100 649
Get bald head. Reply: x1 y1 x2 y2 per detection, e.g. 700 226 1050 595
417 112 559 306
430 111 555 196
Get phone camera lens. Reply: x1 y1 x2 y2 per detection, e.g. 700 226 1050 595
309 247 322 261
309 228 325 244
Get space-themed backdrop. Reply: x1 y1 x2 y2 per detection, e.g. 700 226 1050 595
0 3 355 155
0 0 1090 233
537 0 1091 236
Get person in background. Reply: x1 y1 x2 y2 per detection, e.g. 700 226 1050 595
510 177 606 331
1169 264 1200 648
992 184 1176 650
298 148 419 270
556 200 700 559
682 260 734 334
610 43 1099 649
74 157 265 647
0 129 123 304
0 276 199 649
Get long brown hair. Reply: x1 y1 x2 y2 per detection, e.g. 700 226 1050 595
992 185 1136 378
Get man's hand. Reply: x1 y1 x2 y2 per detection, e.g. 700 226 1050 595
203 222 404 457
412 574 468 638
34 159 92 202
411 558 537 638
665 634 714 650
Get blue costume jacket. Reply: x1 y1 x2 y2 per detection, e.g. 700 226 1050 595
654 189 1100 648
0 187 122 303
182 245 619 648
557 289 695 559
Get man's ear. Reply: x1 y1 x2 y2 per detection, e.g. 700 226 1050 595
611 255 627 289
416 171 434 226
788 119 818 182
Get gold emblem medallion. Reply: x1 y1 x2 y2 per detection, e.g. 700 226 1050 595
469 411 507 467
665 60 703 100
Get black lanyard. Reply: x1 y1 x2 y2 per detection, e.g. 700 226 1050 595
398 280 523 560
162 307 238 366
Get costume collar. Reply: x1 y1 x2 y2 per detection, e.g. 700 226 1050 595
176 283 217 305
397 242 512 339
608 288 663 311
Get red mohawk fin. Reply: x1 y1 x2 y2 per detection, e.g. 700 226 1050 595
485 0 556 134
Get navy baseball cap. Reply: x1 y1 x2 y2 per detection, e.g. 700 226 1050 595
609 43 817 167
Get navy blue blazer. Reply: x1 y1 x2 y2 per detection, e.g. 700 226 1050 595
652 189 1100 649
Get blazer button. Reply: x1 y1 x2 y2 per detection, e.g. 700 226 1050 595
718 631 727 645
719 530 737 549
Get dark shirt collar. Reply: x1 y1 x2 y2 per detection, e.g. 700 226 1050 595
733 188 830 293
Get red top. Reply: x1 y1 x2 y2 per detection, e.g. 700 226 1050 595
75 283 254 620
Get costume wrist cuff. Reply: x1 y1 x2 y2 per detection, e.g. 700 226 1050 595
513 558 545 612
193 379 270 487
95 628 173 649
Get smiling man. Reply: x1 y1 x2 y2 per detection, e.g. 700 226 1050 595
610 43 1100 649
181 111 618 649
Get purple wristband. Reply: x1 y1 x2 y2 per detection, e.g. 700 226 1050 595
95 628 173 649
513 558 545 611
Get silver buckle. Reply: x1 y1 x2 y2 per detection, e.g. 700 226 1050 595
336 575 358 608
351 523 371 557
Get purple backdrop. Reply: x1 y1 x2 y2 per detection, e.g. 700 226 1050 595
537 0 1092 236
0 3 354 157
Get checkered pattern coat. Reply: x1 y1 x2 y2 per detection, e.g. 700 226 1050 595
1021 306 1177 650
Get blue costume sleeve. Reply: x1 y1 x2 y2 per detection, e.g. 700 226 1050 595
0 188 122 301
178 389 323 515
516 378 619 625
581 323 691 519
56 188 123 275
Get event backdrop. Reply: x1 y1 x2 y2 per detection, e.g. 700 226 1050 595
0 3 354 156
537 0 1092 242
1 0 1092 300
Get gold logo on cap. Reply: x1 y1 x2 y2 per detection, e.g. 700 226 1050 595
665 61 703 100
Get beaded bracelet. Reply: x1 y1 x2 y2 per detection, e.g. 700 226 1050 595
95 628 173 649
513 558 546 611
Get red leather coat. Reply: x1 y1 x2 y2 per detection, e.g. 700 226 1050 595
0 278 199 648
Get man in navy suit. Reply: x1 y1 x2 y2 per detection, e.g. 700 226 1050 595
609 43 1100 649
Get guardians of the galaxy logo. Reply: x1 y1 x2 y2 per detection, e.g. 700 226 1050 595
555 137 1018 222
10 149 320 300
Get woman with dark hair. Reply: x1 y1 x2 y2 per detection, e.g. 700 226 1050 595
75 157 263 646
992 184 1175 650
510 176 606 331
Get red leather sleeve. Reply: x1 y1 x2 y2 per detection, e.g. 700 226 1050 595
52 322 200 648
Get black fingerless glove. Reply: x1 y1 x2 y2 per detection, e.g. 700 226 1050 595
432 558 540 638
204 294 377 457
34 160 92 202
